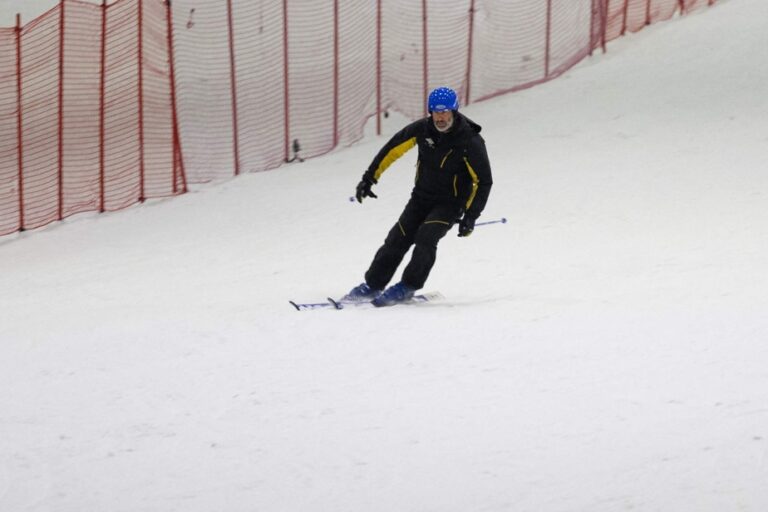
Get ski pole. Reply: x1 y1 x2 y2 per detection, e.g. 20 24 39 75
476 217 507 227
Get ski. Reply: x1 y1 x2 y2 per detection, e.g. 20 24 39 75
289 291 444 311
288 299 336 311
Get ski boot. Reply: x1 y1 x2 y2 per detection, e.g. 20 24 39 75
341 282 382 303
371 281 415 307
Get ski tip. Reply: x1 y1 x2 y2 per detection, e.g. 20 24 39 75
327 297 344 309
289 300 301 311
501 217 507 223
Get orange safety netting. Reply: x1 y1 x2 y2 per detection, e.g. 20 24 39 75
0 0 718 236
0 0 184 236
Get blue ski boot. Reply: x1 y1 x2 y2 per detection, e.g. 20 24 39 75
341 282 382 303
371 281 415 307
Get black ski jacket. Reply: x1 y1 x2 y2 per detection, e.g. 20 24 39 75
363 112 492 219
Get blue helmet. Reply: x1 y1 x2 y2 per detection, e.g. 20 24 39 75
428 87 459 113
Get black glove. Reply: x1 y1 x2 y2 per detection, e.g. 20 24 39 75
355 175 378 203
457 214 476 237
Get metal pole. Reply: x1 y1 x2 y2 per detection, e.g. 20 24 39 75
646 0 653 25
15 13 25 231
621 0 629 35
590 0 596 56
545 0 552 77
99 0 107 211
333 0 339 147
282 0 290 161
225 0 241 175
137 0 146 201
165 0 187 193
57 0 65 220
590 0 607 55
376 0 382 135
601 0 608 52
465 0 475 106
422 0 428 116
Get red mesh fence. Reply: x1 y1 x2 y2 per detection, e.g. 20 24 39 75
604 0 715 40
170 0 720 183
0 28 21 233
0 0 184 237
0 0 719 236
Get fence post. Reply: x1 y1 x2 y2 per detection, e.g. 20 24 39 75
601 0 608 52
465 0 474 106
282 0 289 162
376 0 382 136
99 0 107 212
165 0 187 194
646 0 653 25
225 0 240 176
137 0 146 201
422 0 428 116
333 0 339 147
544 0 552 77
621 0 629 35
590 0 608 55
57 0 65 220
590 0 595 56
15 14 25 231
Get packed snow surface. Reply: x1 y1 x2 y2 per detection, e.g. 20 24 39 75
1 0 767 510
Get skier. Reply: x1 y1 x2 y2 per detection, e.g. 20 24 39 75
344 86 493 307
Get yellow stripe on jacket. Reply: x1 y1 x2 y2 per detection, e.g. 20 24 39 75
373 137 417 181
463 157 479 210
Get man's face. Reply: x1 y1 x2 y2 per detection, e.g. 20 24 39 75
431 110 454 132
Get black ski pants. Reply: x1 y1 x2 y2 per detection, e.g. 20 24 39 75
365 195 461 290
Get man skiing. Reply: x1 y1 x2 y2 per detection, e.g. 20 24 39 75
344 86 493 307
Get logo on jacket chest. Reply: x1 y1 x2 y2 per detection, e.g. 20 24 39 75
424 137 435 149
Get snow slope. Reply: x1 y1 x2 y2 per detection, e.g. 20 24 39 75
2 1 768 511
